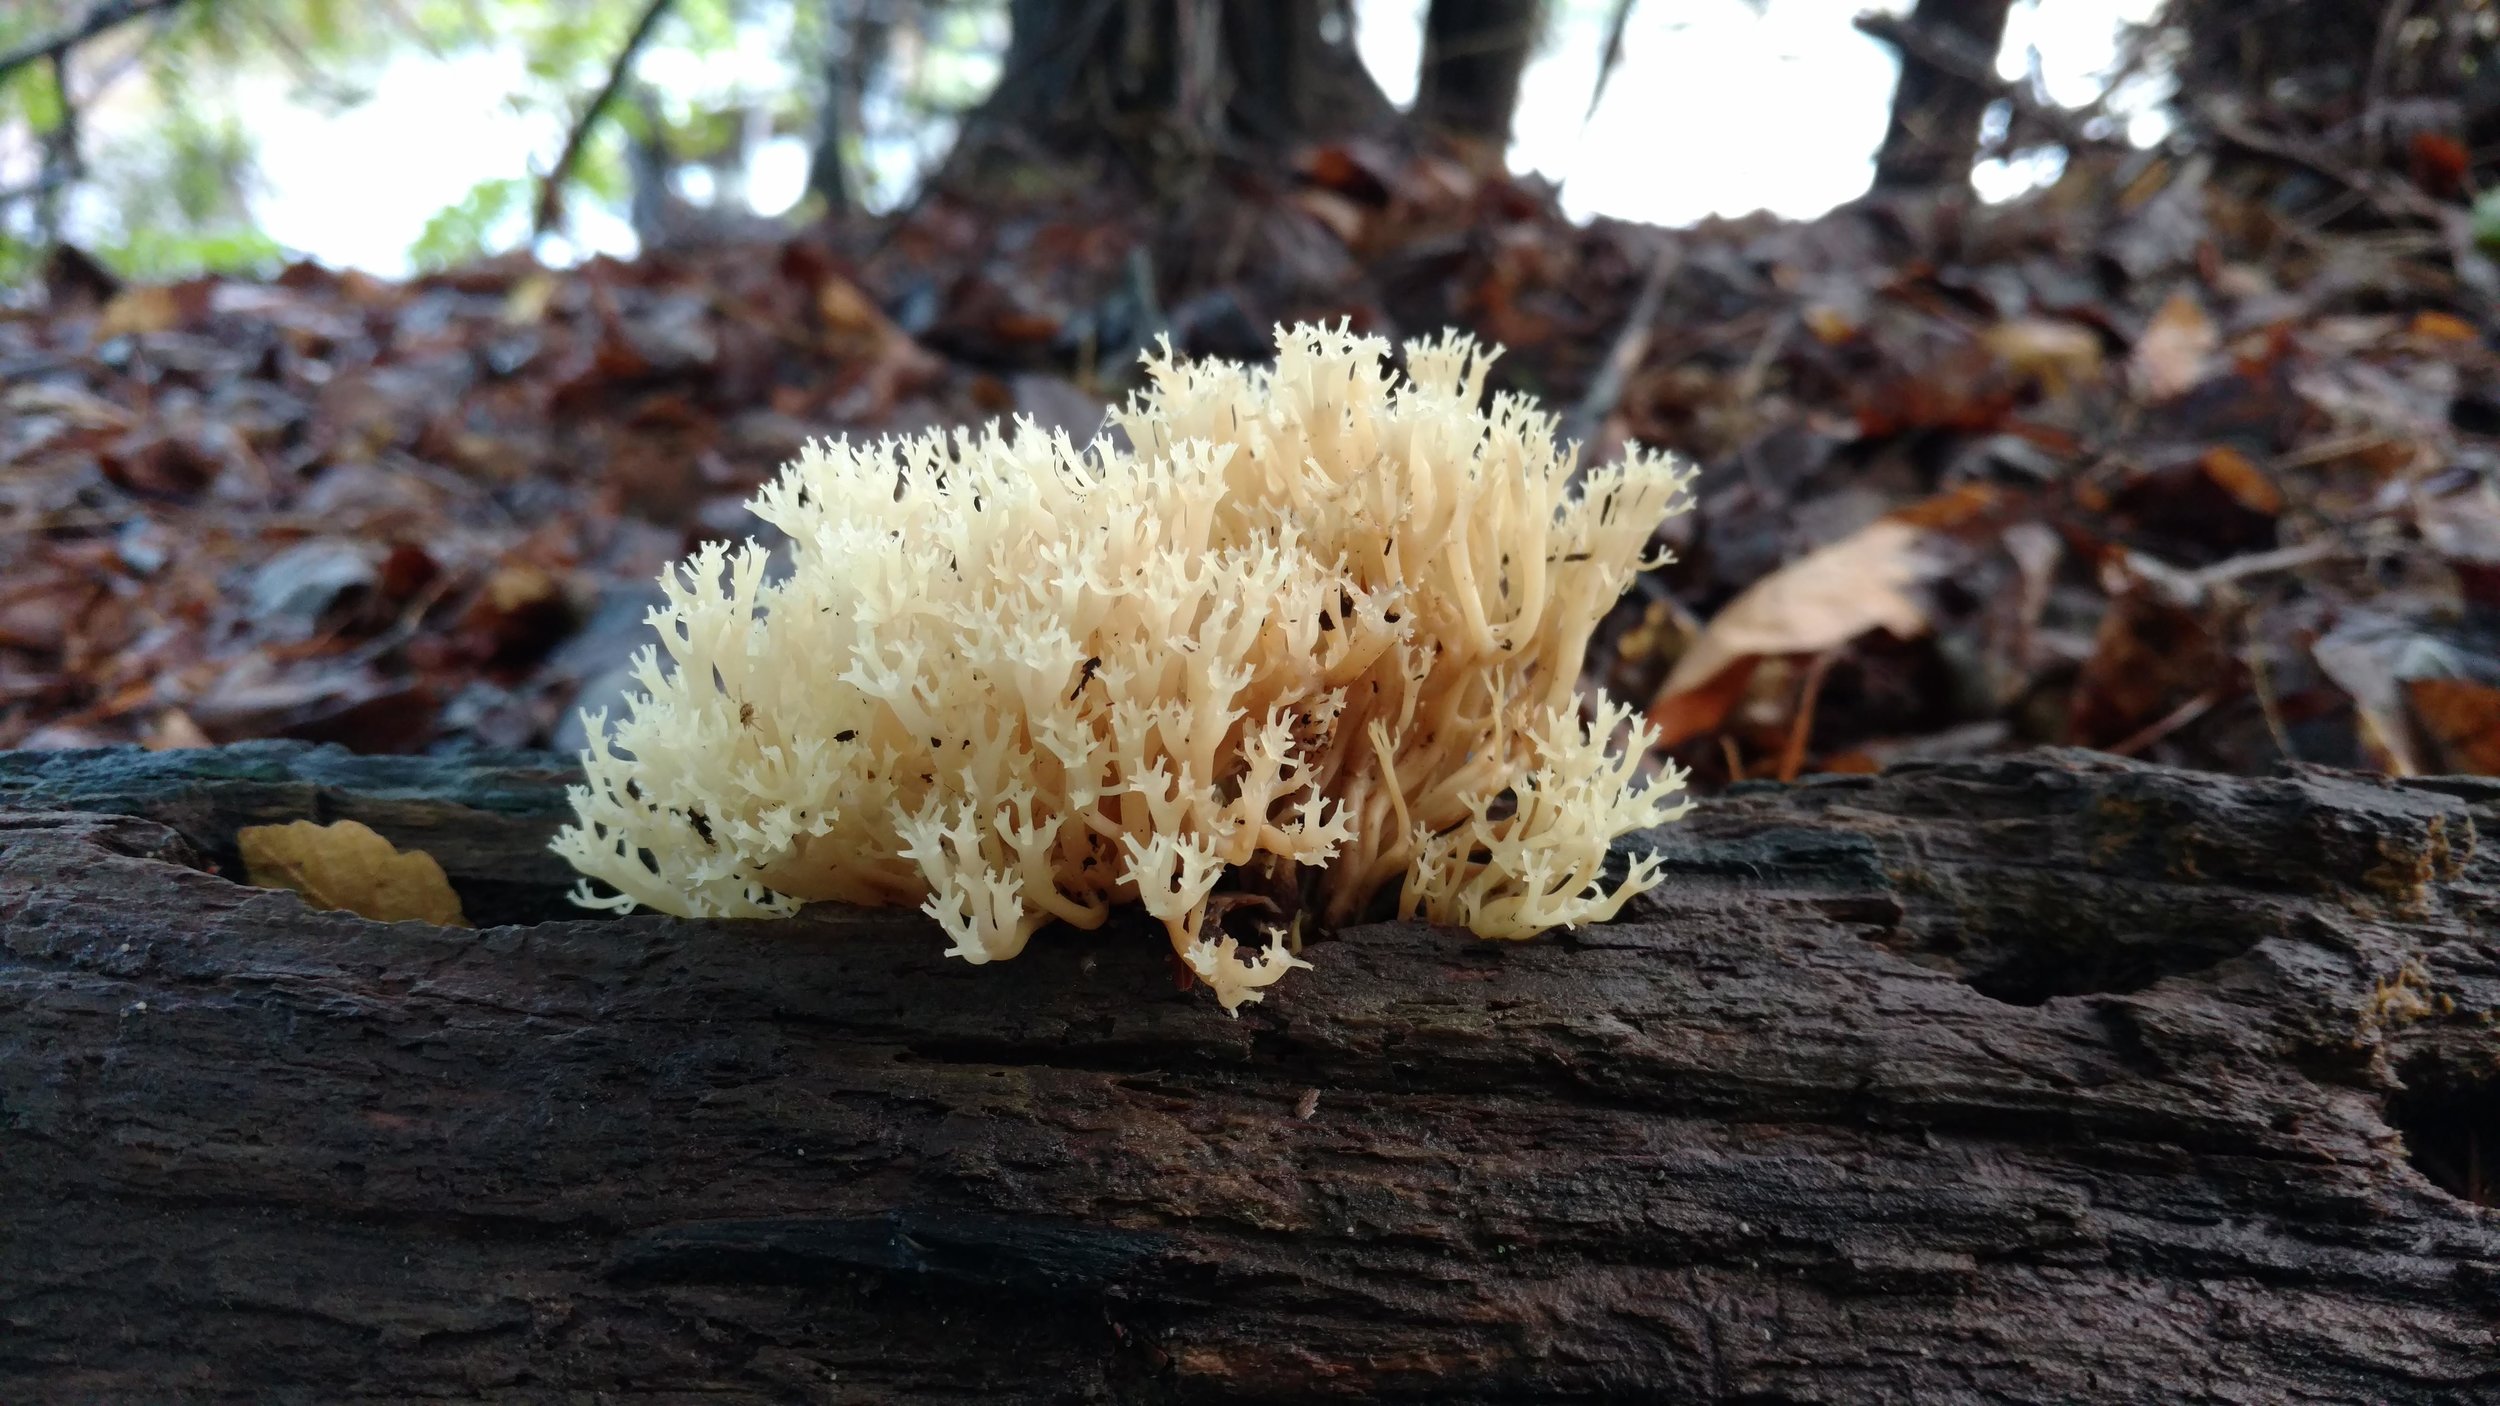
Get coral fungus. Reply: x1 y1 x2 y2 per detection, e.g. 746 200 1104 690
554 323 1695 1010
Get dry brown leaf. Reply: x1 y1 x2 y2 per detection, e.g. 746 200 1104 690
2130 290 2217 401
1801 304 1858 345
94 285 183 340
143 709 213 751
2068 587 2221 748
484 563 559 613
1648 655 1761 750
1982 318 2104 397
2199 446 2283 516
1296 188 1370 245
1649 518 1939 745
2407 677 2500 775
239 819 469 927
2411 310 2478 342
501 272 560 325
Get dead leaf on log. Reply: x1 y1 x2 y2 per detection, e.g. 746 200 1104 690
237 818 469 927
1649 517 1943 746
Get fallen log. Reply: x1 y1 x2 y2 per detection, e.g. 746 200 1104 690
2 742 2497 1403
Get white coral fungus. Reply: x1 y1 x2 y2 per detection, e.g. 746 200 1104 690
553 322 1696 1012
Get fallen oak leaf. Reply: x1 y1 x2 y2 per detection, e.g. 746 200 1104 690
1648 517 1947 747
238 819 469 927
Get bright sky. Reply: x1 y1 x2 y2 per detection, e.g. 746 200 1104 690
221 0 2162 276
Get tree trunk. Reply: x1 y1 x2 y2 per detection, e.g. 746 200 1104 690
1870 0 2016 190
805 0 892 216
5 742 2500 1401
950 0 1393 187
1413 0 1545 151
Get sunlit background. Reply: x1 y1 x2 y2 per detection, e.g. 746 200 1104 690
8 0 2169 280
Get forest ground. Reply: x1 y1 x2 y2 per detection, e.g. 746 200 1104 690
5 140 2498 790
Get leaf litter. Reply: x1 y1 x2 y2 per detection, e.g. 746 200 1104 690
6 139 2500 793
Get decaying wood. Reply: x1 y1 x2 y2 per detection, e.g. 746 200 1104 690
4 742 2500 1402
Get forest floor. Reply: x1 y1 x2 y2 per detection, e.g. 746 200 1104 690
5 142 2499 788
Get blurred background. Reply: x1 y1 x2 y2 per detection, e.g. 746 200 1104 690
5 0 2499 789
1 0 2171 278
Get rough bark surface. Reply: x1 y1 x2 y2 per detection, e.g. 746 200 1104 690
1414 0 1544 148
1871 0 2017 190
961 0 1391 166
4 742 2500 1403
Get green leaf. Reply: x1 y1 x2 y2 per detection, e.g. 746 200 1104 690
2474 189 2500 254
97 226 288 281
408 174 530 271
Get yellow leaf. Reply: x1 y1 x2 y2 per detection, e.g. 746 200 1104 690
238 819 469 927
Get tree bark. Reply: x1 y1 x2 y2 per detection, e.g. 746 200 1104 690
805 0 892 216
5 742 2500 1402
1413 0 1545 151
949 0 1393 189
1870 0 2017 191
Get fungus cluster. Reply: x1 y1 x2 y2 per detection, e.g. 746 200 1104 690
553 323 1695 1010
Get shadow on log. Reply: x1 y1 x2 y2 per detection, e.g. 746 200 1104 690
3 743 2499 1402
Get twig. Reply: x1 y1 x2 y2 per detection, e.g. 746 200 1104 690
0 147 78 212
248 6 367 108
1561 237 1679 464
37 50 78 240
2271 432 2405 473
1584 0 1638 123
2189 537 2345 590
533 0 678 237
2196 96 2448 225
2243 643 2298 764
0 0 191 84
2362 0 2415 167
1776 650 1839 783
2104 689 2221 759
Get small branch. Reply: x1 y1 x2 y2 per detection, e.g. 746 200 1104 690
1561 237 1679 465
0 0 192 85
1584 0 1637 122
532 0 677 238
36 50 79 240
2196 96 2449 226
1776 649 1840 783
0 166 77 211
